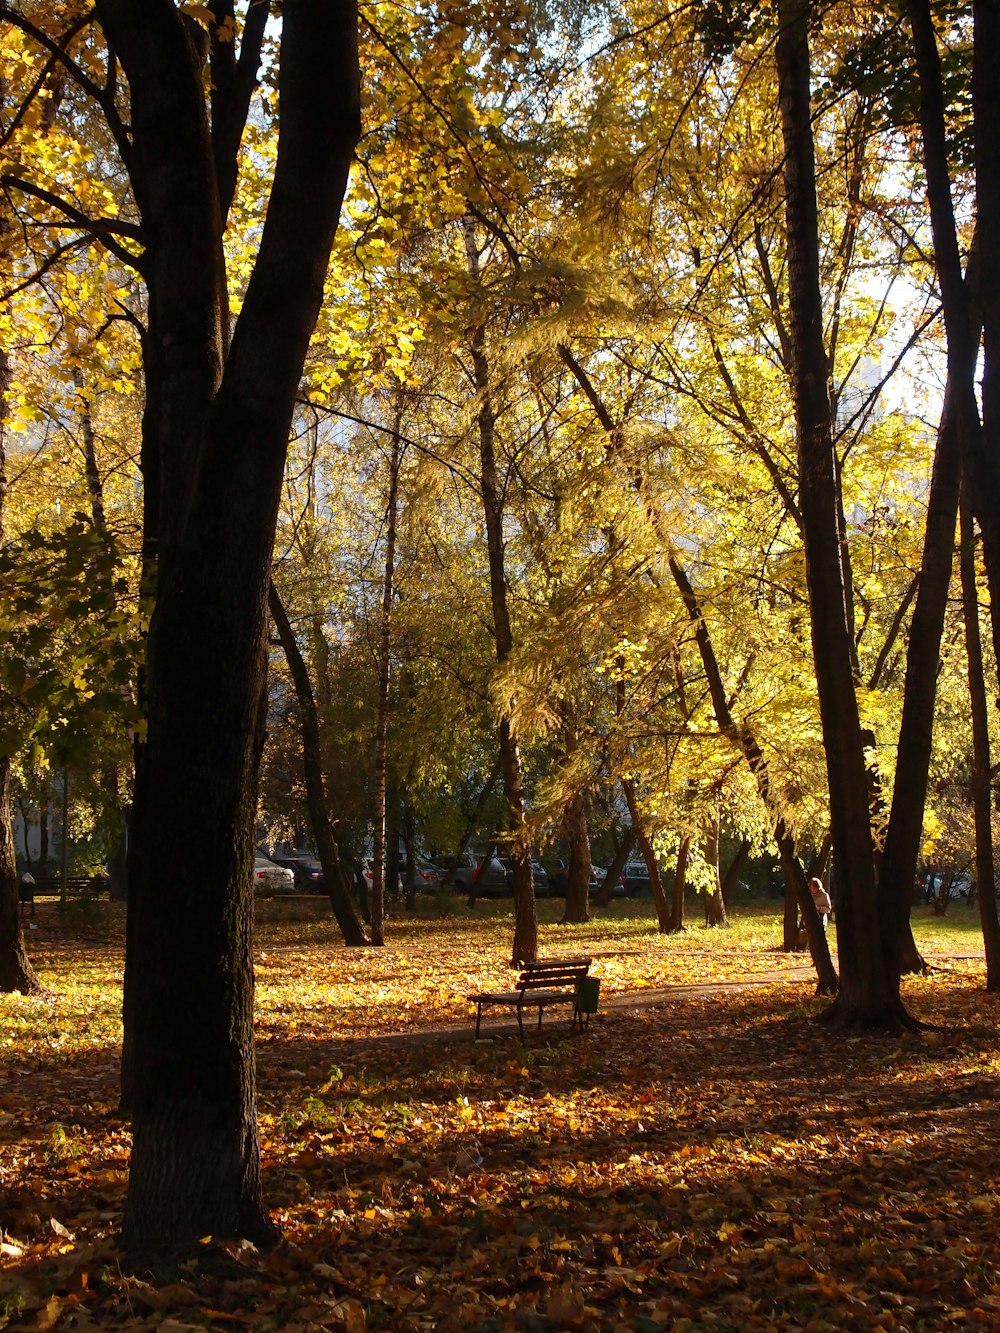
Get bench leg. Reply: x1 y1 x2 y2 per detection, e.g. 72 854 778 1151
476 1003 483 1038
516 1005 525 1042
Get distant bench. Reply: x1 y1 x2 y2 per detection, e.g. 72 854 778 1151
470 956 599 1040
19 874 109 912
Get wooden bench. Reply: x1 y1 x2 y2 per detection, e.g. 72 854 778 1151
470 957 596 1040
19 873 109 914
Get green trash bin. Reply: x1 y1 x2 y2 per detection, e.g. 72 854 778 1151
575 975 601 1027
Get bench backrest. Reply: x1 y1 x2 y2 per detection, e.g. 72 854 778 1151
516 957 591 992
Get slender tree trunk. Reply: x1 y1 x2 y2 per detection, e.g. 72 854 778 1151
370 405 402 947
560 790 591 924
268 586 368 946
777 0 905 1028
0 339 42 994
0 760 43 994
464 216 536 966
592 827 635 907
720 839 749 901
668 555 836 987
959 503 1000 989
402 803 417 910
971 1 1000 669
439 759 502 890
703 806 728 927
670 837 689 933
622 778 671 932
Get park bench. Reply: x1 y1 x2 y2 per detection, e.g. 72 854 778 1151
470 956 599 1040
19 873 109 914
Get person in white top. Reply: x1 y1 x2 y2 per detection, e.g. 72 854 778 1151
809 876 832 928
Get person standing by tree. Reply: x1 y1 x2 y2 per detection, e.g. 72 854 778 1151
809 876 832 929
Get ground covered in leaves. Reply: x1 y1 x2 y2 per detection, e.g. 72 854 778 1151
2 896 999 1330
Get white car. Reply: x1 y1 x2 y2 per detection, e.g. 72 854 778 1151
254 853 295 893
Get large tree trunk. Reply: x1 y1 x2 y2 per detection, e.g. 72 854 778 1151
959 502 1000 989
777 0 908 1029
464 217 537 966
105 0 361 1254
268 587 368 947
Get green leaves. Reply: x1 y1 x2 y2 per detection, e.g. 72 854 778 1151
0 518 139 765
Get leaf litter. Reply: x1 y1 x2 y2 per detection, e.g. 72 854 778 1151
2 899 999 1330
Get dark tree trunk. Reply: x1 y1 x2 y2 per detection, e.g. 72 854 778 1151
268 587 368 947
439 759 502 891
959 503 1000 989
592 827 635 907
703 800 729 927
370 404 402 947
560 790 591 925
101 0 362 1254
463 217 536 966
0 335 42 995
777 0 907 1028
622 778 671 932
402 804 417 911
0 759 43 994
971 1 1000 669
908 1 1000 692
670 837 689 933
720 839 749 903
783 864 800 951
668 555 836 988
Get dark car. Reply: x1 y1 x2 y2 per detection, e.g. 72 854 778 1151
501 858 551 895
264 849 326 892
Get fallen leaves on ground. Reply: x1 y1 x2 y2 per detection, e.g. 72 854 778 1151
1 898 999 1330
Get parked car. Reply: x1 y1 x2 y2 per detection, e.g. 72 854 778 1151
264 849 326 892
362 858 404 892
623 860 652 895
407 861 442 891
253 853 295 894
445 851 510 895
501 858 551 895
590 865 625 897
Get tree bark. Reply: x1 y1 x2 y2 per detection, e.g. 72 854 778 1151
559 789 591 924
268 586 368 947
0 330 43 994
778 0 908 1028
703 801 728 927
370 402 403 947
670 836 689 933
909 1 1000 683
102 0 361 1254
463 216 537 966
622 777 671 932
591 827 635 907
958 502 1000 989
